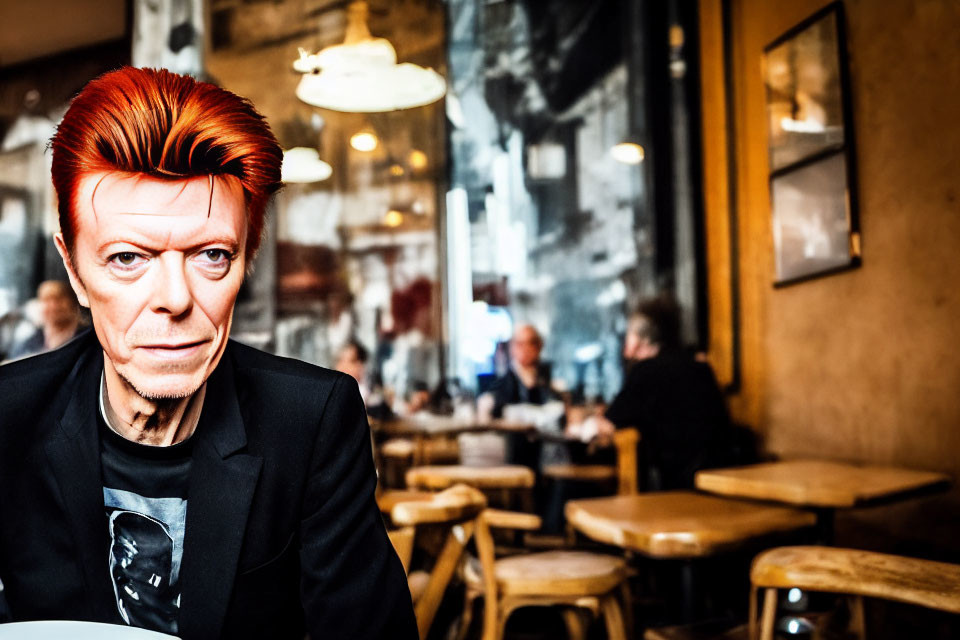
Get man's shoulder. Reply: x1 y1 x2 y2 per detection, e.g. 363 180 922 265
226 338 350 394
0 328 95 392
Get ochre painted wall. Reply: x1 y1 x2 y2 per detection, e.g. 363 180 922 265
701 0 960 480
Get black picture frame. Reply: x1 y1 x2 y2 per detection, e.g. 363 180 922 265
764 2 860 287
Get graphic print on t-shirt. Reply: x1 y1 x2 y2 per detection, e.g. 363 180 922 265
104 487 187 635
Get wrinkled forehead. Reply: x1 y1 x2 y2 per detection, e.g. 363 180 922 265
72 171 247 245
79 171 244 215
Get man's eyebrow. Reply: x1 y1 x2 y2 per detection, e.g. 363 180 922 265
95 236 241 254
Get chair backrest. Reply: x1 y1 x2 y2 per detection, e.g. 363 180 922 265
750 546 960 640
389 484 488 640
474 507 544 639
613 428 639 495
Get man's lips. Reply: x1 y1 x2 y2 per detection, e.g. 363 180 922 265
137 340 210 358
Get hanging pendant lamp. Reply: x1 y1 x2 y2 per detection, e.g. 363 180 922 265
294 1 446 112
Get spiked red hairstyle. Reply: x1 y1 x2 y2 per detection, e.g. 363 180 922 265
51 66 282 258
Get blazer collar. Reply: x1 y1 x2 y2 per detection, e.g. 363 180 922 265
45 338 118 623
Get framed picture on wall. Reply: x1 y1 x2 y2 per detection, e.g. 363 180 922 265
763 2 860 286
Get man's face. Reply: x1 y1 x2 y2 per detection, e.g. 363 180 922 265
57 172 247 400
510 326 541 369
37 282 75 329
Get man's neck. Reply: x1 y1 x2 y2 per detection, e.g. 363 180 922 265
101 359 205 446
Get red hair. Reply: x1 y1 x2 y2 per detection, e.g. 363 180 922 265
51 66 282 257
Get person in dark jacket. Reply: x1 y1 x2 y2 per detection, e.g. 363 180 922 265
0 67 415 640
597 297 730 490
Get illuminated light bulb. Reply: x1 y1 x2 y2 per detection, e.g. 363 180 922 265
610 141 645 165
383 210 404 227
389 164 405 177
787 588 803 604
350 131 379 152
408 149 428 170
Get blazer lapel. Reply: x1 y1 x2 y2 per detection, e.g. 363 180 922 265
44 346 118 623
178 353 262 639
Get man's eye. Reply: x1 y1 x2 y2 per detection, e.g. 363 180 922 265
110 252 144 267
202 249 229 263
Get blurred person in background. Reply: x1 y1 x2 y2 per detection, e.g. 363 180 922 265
476 324 557 469
595 296 731 490
6 280 82 360
485 324 554 418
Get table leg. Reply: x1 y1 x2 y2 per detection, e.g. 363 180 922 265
814 508 835 545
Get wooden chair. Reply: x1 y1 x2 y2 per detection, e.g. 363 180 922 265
542 427 640 496
387 484 488 640
459 507 631 640
749 546 960 640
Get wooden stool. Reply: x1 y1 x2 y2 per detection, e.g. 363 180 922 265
387 484 488 640
456 508 630 640
749 546 960 640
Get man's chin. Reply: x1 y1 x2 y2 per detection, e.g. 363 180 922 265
118 369 207 402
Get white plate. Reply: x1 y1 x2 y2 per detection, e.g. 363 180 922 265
0 621 179 639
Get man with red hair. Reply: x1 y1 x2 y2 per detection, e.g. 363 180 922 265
0 67 416 639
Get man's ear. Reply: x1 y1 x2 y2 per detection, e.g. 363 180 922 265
53 233 90 308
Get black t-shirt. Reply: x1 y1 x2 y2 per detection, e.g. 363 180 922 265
99 413 192 636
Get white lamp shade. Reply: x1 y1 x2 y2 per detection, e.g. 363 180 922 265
296 63 446 112
282 147 333 183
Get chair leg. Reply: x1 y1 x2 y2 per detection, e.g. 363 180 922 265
455 589 478 640
619 580 634 639
759 587 777 640
848 595 866 640
562 608 588 640
600 594 628 640
748 586 758 640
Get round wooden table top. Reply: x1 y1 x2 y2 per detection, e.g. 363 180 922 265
565 491 816 558
695 459 951 508
406 464 536 490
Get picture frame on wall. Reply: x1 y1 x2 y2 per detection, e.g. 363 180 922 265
763 2 860 286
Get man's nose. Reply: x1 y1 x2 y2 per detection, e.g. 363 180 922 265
150 253 193 317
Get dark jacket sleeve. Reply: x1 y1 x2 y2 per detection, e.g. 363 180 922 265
299 374 417 639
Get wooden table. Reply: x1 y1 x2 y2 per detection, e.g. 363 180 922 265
695 459 951 541
566 491 815 622
371 415 537 438
565 491 816 559
694 459 950 509
406 464 536 491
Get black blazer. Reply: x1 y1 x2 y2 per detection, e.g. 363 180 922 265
0 330 416 639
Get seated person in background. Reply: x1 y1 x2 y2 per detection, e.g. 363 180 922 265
336 338 392 419
335 338 371 402
483 324 555 468
487 324 554 416
6 280 82 360
596 296 730 490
